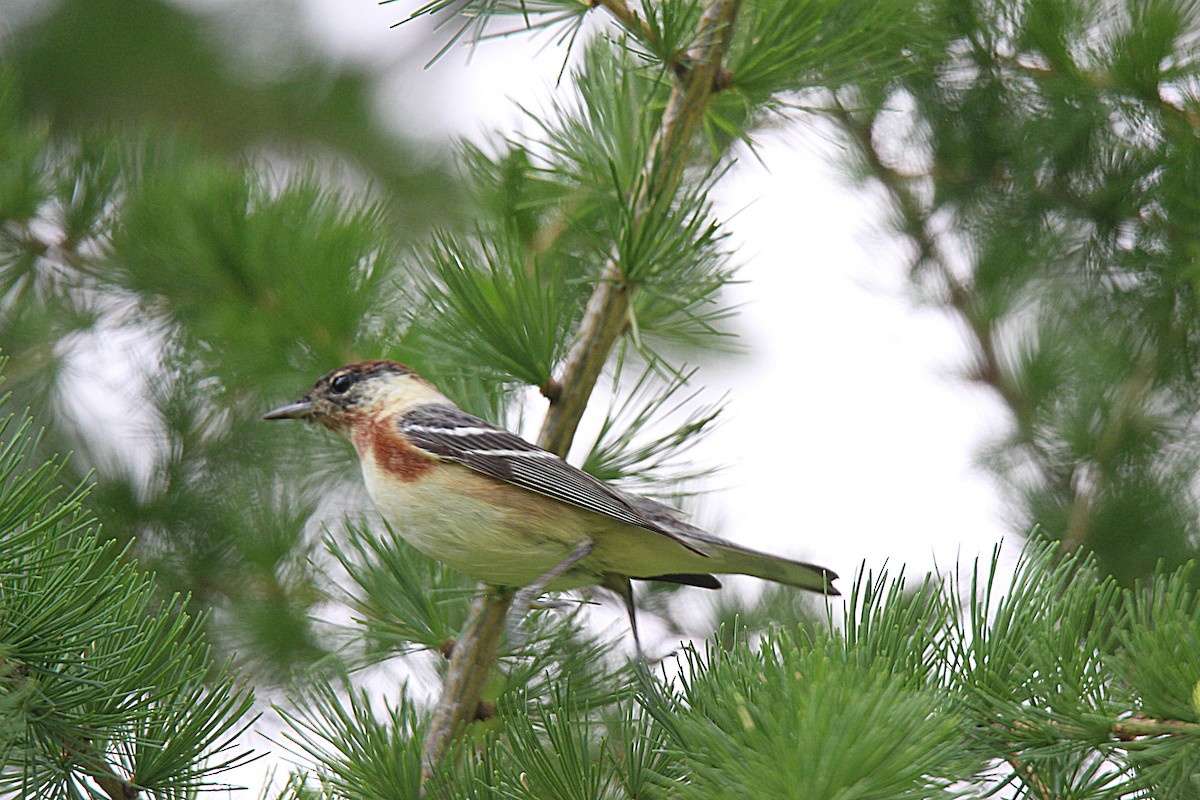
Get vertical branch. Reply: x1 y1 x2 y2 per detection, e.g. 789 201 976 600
420 0 743 787
539 0 743 455
829 101 1072 490
420 589 511 784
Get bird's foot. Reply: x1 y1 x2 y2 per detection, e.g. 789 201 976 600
505 540 594 652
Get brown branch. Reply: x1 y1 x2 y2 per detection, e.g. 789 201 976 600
828 100 1027 413
591 0 659 54
59 729 141 800
418 0 743 788
540 0 742 455
420 589 511 785
827 99 1082 514
3 658 140 800
92 771 140 800
997 714 1200 798
1005 752 1054 800
1111 714 1200 740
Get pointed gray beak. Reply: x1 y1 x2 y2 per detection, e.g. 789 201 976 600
263 399 317 420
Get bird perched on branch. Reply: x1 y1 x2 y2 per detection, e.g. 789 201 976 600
265 360 838 650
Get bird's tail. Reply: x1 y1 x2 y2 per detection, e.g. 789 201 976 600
681 532 840 595
617 491 839 595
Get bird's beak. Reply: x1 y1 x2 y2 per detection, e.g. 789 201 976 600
263 398 317 420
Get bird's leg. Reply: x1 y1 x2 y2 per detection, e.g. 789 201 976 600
508 540 594 648
602 574 645 662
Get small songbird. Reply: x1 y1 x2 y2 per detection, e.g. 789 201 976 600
264 360 838 648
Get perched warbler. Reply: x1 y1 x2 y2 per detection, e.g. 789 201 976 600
265 360 838 647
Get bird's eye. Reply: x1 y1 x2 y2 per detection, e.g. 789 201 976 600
330 374 354 394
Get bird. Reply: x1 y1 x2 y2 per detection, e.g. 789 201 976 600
264 360 839 652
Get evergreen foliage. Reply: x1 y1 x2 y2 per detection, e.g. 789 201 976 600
0 0 456 675
0 364 255 798
275 543 1200 798
828 0 1200 583
4 0 1200 796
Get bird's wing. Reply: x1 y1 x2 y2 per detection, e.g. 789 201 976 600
397 404 708 557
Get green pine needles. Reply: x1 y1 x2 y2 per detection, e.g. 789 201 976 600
277 542 1200 799
0 367 256 799
8 0 1200 796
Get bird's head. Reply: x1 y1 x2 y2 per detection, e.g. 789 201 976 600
263 360 447 433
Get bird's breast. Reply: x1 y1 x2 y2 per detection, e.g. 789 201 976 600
355 442 593 586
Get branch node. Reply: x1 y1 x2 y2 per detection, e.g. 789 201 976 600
540 378 563 403
438 638 456 659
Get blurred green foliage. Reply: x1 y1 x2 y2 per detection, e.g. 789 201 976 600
5 0 1200 796
0 0 470 680
10 0 456 207
831 0 1200 584
0 365 255 798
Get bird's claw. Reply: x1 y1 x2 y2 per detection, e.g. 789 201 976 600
506 587 540 651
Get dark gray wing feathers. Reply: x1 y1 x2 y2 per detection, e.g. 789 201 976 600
398 405 708 555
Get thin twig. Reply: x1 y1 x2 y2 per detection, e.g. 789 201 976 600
10 652 166 800
1111 714 1200 739
827 99 1087 524
591 0 659 52
58 729 141 800
418 0 744 787
1005 752 1054 800
591 0 691 81
998 714 1200 798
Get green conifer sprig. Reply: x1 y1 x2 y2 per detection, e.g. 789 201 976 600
581 363 725 492
827 0 1200 581
398 0 593 63
666 636 970 799
272 538 1200 799
329 521 477 658
409 230 581 389
0 366 255 800
278 678 427 800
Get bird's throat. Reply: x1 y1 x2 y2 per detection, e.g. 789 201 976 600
351 417 436 483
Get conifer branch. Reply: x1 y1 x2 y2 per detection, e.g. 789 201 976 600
828 101 1001 399
539 0 742 455
1005 753 1053 800
419 0 743 787
827 99 1085 532
591 0 662 58
6 661 143 800
420 589 511 785
1001 712 1200 796
838 98 1169 557
589 0 718 85
1111 715 1200 739
66 735 141 800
